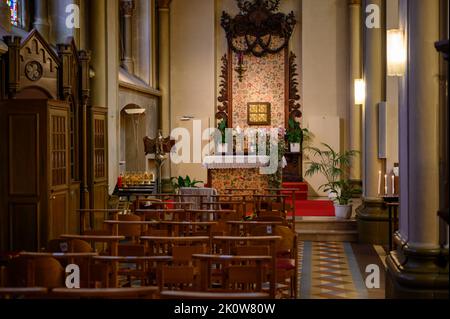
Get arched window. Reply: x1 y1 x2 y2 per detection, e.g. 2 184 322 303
7 0 20 26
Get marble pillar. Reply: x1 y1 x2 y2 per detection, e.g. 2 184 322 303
356 0 388 244
158 0 171 182
120 0 135 72
386 0 448 299
33 0 50 40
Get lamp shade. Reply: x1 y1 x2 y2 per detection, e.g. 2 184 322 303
354 79 365 105
387 29 406 76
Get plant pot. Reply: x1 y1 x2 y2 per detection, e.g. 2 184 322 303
290 143 300 153
217 143 228 154
334 204 352 219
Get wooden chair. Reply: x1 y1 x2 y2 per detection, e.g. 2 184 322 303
92 256 172 288
141 236 210 257
5 256 65 289
211 236 281 298
76 209 122 235
192 254 272 297
227 221 284 237
157 221 217 237
201 201 246 219
135 209 186 222
265 188 298 221
250 226 298 298
50 287 159 299
160 290 270 300
0 287 48 299
160 245 207 291
254 194 289 219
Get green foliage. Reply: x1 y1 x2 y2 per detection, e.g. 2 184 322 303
267 135 286 190
286 118 310 148
218 119 227 144
305 143 361 205
171 175 204 190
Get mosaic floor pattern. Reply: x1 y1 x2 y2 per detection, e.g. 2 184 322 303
298 241 386 299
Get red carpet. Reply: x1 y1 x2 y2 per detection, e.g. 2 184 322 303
287 199 335 217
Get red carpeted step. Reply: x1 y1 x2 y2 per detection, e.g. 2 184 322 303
281 182 309 200
287 200 335 217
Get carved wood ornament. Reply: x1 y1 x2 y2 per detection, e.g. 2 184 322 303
216 0 301 128
221 0 296 57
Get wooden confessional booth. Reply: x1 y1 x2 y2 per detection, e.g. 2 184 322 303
0 30 108 252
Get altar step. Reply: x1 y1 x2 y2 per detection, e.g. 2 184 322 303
294 217 358 242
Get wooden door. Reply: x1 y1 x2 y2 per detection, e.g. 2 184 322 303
89 107 108 210
47 103 70 241
0 101 45 251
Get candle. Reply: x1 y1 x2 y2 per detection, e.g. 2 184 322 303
378 171 382 196
384 174 388 195
392 174 395 195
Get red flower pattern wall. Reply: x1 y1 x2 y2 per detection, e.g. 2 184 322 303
231 50 286 129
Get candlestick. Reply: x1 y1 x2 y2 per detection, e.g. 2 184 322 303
384 174 388 195
378 171 382 196
391 174 395 195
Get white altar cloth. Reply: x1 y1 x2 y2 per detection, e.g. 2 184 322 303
202 155 271 169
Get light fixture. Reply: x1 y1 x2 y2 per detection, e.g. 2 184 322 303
354 79 366 105
180 115 194 121
124 107 146 115
387 29 406 76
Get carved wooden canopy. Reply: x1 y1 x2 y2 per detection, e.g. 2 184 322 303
221 0 296 57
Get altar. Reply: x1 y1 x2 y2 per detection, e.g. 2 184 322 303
203 155 272 194
205 0 303 194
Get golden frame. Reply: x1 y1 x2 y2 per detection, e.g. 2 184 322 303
247 102 271 126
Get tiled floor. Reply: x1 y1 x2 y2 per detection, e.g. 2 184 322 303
297 241 386 299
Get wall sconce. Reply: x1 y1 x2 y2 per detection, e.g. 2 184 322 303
235 52 247 82
354 79 365 105
387 29 406 77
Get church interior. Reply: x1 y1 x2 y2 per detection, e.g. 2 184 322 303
0 0 448 301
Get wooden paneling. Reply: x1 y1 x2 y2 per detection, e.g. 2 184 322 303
0 100 70 251
48 190 69 241
9 203 39 251
89 108 108 211
69 183 81 234
8 114 39 196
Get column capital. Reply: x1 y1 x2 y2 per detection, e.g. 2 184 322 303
158 0 172 10
120 0 135 17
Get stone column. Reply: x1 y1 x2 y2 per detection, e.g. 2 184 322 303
48 0 80 46
33 0 50 40
89 0 106 108
356 0 388 244
349 0 362 181
120 0 135 72
158 0 171 183
386 0 448 299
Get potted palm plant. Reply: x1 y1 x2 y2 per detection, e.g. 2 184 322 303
286 118 309 153
305 143 361 219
